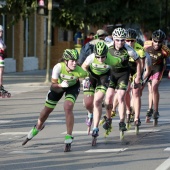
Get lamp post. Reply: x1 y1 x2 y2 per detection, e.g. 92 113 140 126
45 0 52 83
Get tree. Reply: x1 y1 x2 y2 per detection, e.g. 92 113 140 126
0 0 169 33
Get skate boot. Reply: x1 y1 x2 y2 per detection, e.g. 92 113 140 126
86 113 93 135
119 122 127 141
103 118 112 137
126 114 131 130
134 119 141 135
64 134 74 152
91 127 99 146
0 85 11 98
22 125 45 145
153 111 159 126
99 115 107 125
99 111 116 126
129 107 135 123
145 108 153 123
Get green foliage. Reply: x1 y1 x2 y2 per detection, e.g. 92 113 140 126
0 0 168 32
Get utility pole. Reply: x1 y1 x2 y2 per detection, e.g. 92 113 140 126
45 0 52 83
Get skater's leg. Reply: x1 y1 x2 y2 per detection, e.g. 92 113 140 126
0 66 4 86
112 92 118 116
151 79 160 112
148 81 153 110
93 90 105 128
104 87 115 119
83 94 94 126
36 106 54 130
64 100 74 135
132 85 141 123
117 89 126 122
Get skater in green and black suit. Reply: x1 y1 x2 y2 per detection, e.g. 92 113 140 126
22 49 89 152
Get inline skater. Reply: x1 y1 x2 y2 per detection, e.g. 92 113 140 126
81 41 121 145
103 27 141 140
144 29 170 126
0 25 10 98
22 49 89 152
124 28 145 133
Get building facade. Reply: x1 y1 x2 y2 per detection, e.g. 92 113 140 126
0 12 74 73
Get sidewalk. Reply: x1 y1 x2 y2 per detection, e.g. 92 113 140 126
4 69 52 85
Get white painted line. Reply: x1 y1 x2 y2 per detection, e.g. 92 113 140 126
46 119 65 123
127 129 160 133
164 148 170 151
0 120 12 124
155 157 170 170
0 132 28 135
62 131 91 134
85 148 128 153
10 150 51 154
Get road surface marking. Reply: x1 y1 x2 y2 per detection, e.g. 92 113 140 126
155 157 170 170
62 131 90 134
85 148 128 153
127 129 160 133
9 150 51 154
0 132 28 135
0 120 12 124
46 119 65 123
164 148 170 151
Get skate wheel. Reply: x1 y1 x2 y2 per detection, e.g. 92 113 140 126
135 126 139 135
64 143 71 152
120 131 124 141
22 138 30 146
153 119 158 127
7 93 11 98
92 137 97 146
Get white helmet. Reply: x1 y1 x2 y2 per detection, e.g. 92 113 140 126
0 25 3 31
112 27 126 39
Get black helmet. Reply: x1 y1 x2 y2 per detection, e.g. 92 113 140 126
152 29 166 41
126 28 137 40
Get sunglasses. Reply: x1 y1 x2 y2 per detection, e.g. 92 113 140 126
115 39 125 42
153 40 163 44
96 55 106 59
126 39 135 42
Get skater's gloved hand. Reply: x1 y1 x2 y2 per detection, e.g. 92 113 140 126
82 77 91 90
60 80 69 88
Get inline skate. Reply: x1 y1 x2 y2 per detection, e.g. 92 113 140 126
145 108 153 123
119 122 127 141
153 111 159 126
91 128 99 146
134 119 141 135
22 124 45 145
99 111 116 125
0 85 11 98
103 117 112 137
86 113 93 135
64 134 74 152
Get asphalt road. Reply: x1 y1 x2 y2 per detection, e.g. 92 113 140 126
0 70 170 170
